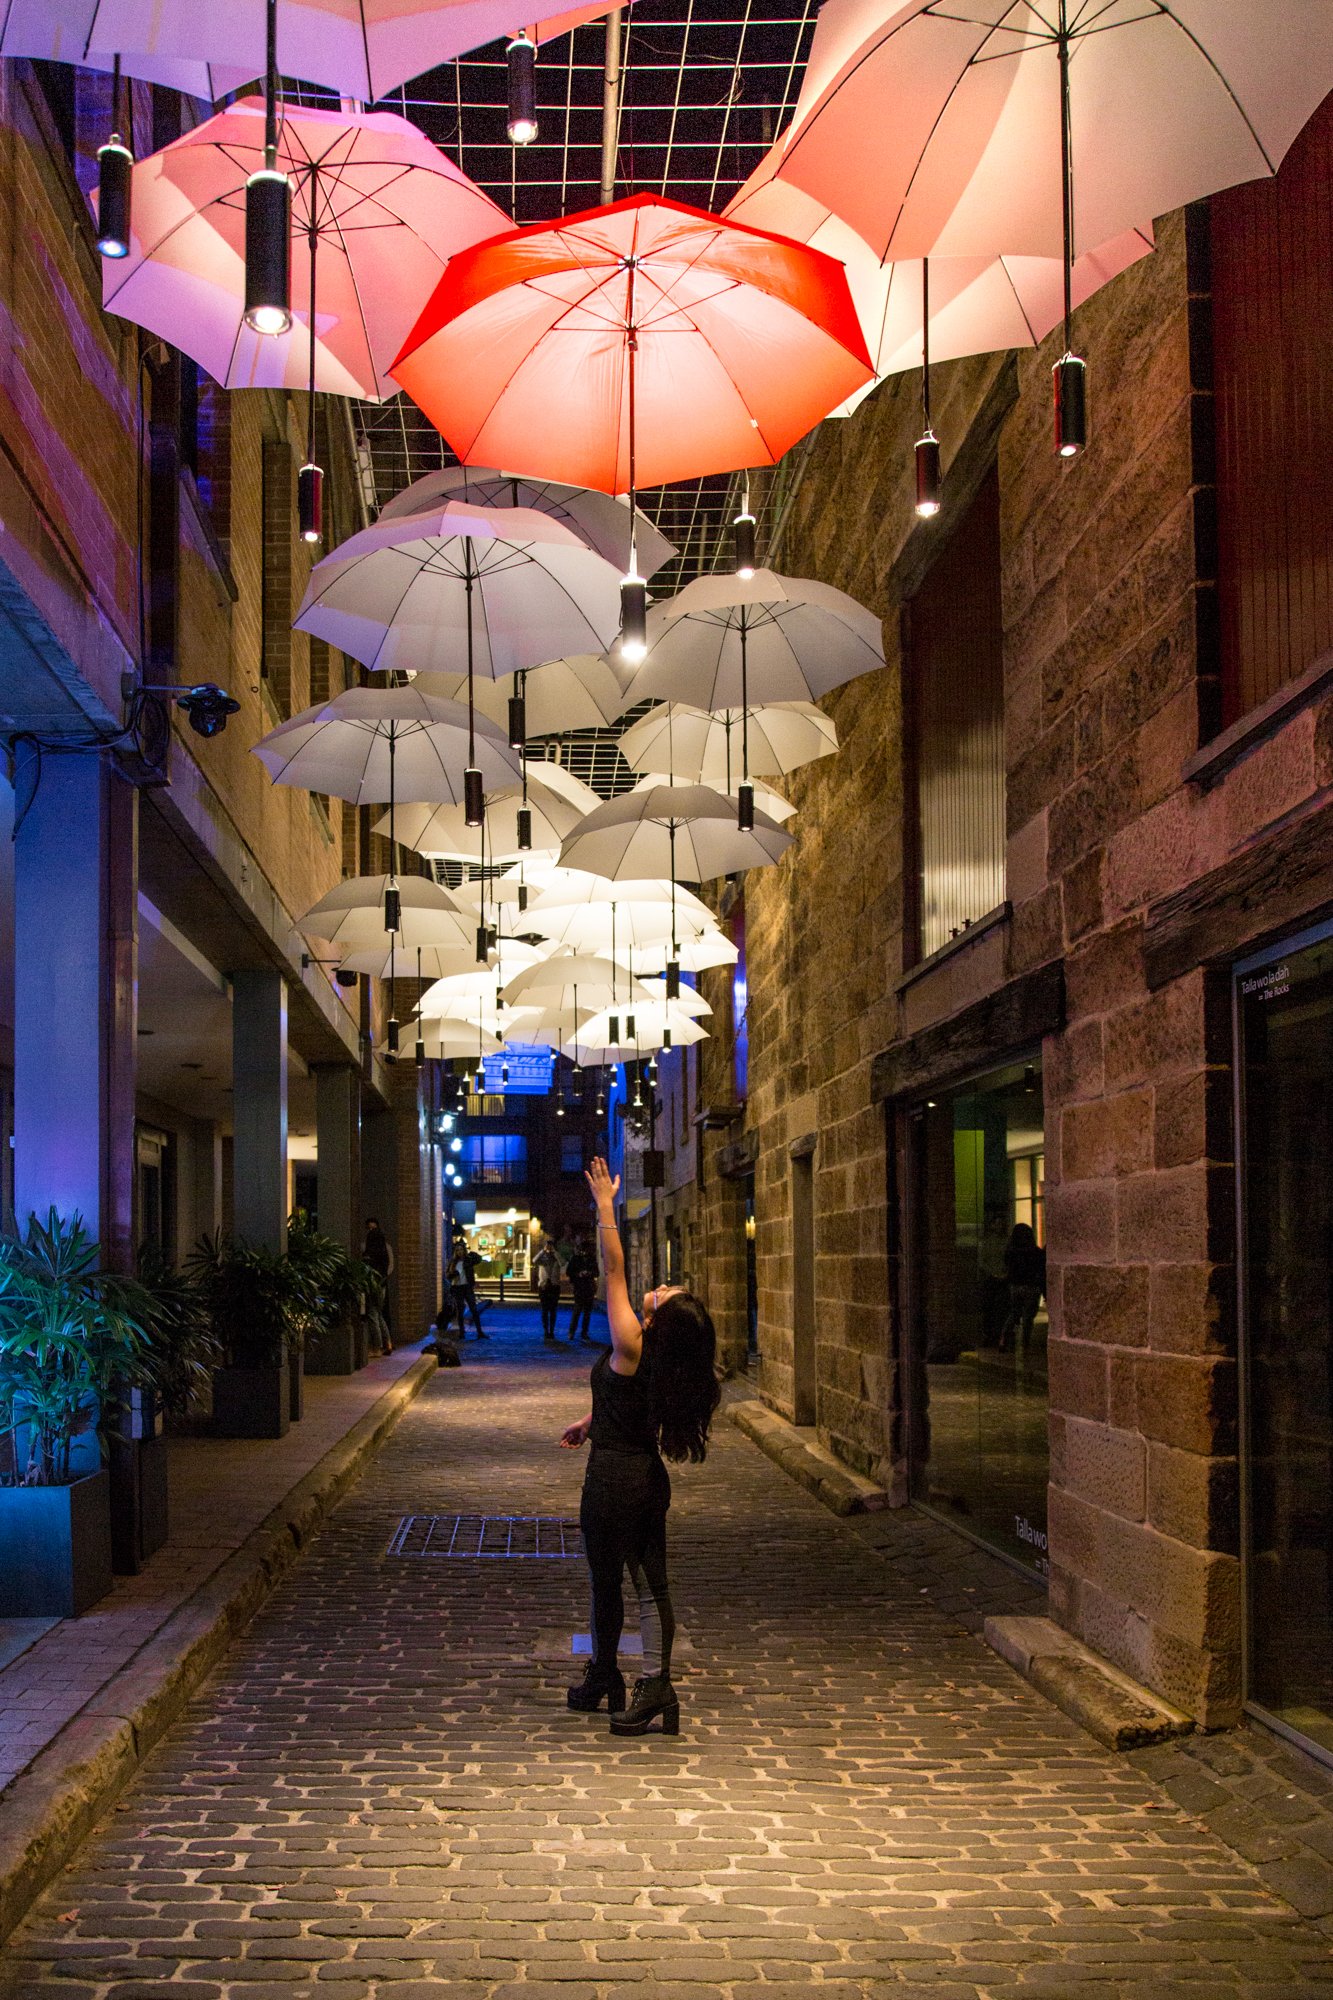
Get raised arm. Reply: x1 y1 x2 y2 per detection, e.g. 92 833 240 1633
585 1157 642 1368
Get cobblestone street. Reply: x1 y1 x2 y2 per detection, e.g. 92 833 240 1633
5 1314 1333 2000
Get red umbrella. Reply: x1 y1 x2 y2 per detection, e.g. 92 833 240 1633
392 194 871 657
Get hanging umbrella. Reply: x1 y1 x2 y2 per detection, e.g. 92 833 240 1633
380 466 676 577
392 194 872 655
523 870 711 916
619 701 838 784
565 1011 709 1063
628 769 798 826
636 978 711 1018
35 1 624 101
524 897 704 957
252 686 520 804
376 763 601 865
296 874 473 951
416 942 547 1015
101 100 507 405
765 0 1333 452
411 1023 506 1062
727 152 1152 419
340 937 513 980
503 954 658 1009
559 785 792 884
613 929 738 976
414 655 634 735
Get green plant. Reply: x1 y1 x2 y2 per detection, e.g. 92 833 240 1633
0 1210 150 1487
186 1234 303 1371
287 1214 384 1338
133 1245 221 1420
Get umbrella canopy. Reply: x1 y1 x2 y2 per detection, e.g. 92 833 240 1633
296 873 472 951
413 654 633 734
375 765 601 864
524 870 711 917
252 686 520 805
503 954 658 1009
339 938 507 980
294 501 622 677
416 942 547 1014
525 898 704 956
629 769 798 825
613 930 738 976
380 466 676 577
637 978 711 1018
391 193 873 494
38 2 623 102
769 0 1333 265
619 701 838 783
726 156 1152 417
101 100 507 401
628 569 884 713
564 1008 709 1063
559 784 792 883
412 1021 507 1062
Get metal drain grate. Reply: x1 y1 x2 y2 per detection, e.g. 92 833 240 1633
387 1515 584 1558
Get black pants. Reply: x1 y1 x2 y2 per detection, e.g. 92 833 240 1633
453 1286 484 1337
568 1293 595 1341
580 1450 674 1679
539 1285 560 1338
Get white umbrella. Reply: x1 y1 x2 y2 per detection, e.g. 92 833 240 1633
524 898 701 957
415 942 546 1015
636 978 711 1018
559 784 792 884
296 874 472 951
523 870 711 916
502 954 658 1009
379 465 676 577
613 930 738 976
412 1021 506 1063
376 763 601 865
619 701 838 785
339 938 511 980
294 502 622 680
565 1009 709 1063
413 654 633 735
252 686 520 806
627 769 797 826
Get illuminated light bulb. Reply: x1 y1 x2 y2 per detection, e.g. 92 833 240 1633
95 137 133 258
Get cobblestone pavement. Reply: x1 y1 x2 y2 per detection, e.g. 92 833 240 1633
6 1310 1333 2000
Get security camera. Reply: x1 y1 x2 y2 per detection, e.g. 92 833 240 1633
176 683 240 738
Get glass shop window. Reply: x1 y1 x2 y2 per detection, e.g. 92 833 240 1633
1237 925 1333 1764
905 465 1005 962
906 1055 1049 1580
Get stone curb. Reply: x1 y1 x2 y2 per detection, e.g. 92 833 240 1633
0 1353 437 1949
985 1613 1194 1751
721 1384 889 1517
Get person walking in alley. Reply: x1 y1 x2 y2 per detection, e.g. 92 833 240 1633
362 1218 394 1351
447 1236 487 1339
565 1232 599 1343
998 1222 1046 1354
533 1234 563 1343
559 1156 720 1736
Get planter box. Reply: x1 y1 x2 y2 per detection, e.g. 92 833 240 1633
0 1468 114 1616
212 1364 289 1439
305 1316 357 1376
109 1433 170 1575
288 1347 305 1421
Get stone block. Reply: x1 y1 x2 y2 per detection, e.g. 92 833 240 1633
1048 1485 1240 1655
1148 1260 1234 1356
1061 1261 1150 1349
1146 1441 1239 1551
1047 1336 1109 1422
1061 1091 1153 1180
1044 1018 1105 1104
1058 1416 1146 1522
1133 1352 1236 1455
1006 804 1047 904
1064 920 1146 1020
1044 1178 1117 1260
1116 1162 1219 1263
1062 845 1106 943
1104 976 1207 1090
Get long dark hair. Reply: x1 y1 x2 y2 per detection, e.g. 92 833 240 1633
644 1293 721 1464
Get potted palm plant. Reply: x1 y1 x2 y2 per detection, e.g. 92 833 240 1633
289 1216 381 1377
108 1249 220 1574
0 1210 149 1616
189 1236 303 1438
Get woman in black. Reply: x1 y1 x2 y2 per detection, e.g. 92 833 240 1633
559 1156 719 1736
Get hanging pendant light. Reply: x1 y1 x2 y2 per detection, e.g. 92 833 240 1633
508 671 527 749
507 31 538 145
475 922 489 965
665 960 680 999
414 945 425 1065
474 1065 485 1092
244 0 291 336
619 575 647 664
662 1026 672 1051
1054 5 1087 458
501 1059 510 1086
607 1013 620 1045
464 767 485 827
914 259 942 518
387 1015 400 1053
96 57 133 261
737 783 755 832
619 306 647 663
1055 355 1087 457
298 216 323 541
733 475 756 578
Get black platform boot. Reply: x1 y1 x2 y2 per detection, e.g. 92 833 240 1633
566 1662 627 1713
609 1674 679 1735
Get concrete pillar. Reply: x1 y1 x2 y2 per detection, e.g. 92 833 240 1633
14 753 137 1269
314 1063 360 1251
231 969 288 1253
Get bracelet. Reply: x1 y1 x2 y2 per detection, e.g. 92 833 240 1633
597 1221 618 1233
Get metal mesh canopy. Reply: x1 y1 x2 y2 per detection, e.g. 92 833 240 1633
341 2 821 592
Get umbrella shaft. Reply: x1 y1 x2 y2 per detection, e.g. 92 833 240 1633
921 258 931 428
1058 1 1074 349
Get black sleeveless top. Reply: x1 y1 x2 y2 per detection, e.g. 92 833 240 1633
588 1348 658 1457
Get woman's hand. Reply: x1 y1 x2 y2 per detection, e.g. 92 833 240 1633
559 1418 590 1450
585 1156 620 1216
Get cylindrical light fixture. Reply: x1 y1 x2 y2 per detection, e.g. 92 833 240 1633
1054 354 1087 457
733 509 756 579
298 461 323 543
665 960 680 1000
914 432 941 517
387 1015 400 1054
96 137 133 259
464 766 485 827
501 1061 510 1086
619 575 647 665
517 882 529 913
474 1065 485 1092
244 170 291 334
507 693 526 748
516 805 532 852
555 1092 565 1118
475 924 489 965
383 882 401 933
507 32 538 144
662 1026 672 1051
737 781 755 832
625 1013 636 1041
607 1014 620 1045
415 1032 425 1068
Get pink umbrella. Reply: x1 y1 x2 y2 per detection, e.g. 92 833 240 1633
32 1 624 101
103 99 506 404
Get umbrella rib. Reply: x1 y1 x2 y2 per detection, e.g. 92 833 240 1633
1153 4 1277 172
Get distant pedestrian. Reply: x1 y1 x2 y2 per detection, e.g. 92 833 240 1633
362 1217 394 1351
533 1235 563 1343
565 1232 599 1343
559 1157 720 1737
448 1237 486 1339
998 1223 1045 1354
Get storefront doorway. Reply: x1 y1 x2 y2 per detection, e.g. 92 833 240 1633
1236 924 1333 1764
906 1056 1049 1579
